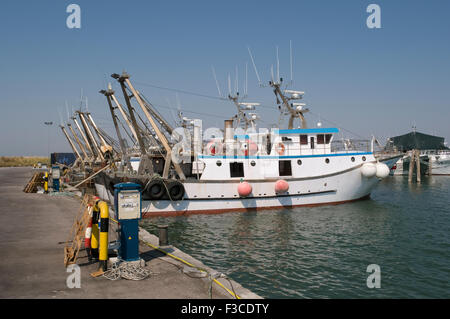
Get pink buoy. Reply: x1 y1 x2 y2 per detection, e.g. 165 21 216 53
275 179 289 193
237 181 252 197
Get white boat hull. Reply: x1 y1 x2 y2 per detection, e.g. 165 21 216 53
95 163 380 217
429 154 450 175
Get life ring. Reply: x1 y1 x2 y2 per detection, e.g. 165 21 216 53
206 140 222 156
275 143 285 155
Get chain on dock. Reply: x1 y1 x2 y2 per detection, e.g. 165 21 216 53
102 260 154 281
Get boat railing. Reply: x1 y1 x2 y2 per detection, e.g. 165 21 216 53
331 139 371 153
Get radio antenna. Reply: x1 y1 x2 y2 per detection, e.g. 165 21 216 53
290 40 293 84
65 100 71 122
79 88 83 111
271 65 275 83
58 107 64 126
244 62 248 97
211 65 223 98
247 46 263 86
165 97 177 126
276 45 280 83
235 65 238 95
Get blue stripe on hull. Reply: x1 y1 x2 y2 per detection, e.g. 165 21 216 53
198 152 373 159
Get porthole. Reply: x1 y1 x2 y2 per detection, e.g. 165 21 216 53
351 157 355 162
250 161 256 166
216 160 222 166
325 158 330 164
362 156 366 161
297 159 302 165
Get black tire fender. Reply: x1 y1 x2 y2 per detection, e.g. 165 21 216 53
145 179 166 200
166 180 185 201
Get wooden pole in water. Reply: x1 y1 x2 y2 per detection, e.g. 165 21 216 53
408 150 415 183
416 149 421 183
428 155 432 176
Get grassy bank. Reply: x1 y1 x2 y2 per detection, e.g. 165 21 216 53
0 156 50 167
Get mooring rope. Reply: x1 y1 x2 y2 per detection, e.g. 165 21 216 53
102 260 154 281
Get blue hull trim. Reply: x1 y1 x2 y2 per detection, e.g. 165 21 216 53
198 152 373 160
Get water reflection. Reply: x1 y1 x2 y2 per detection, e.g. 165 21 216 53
141 176 450 298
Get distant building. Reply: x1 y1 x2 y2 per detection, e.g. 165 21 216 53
386 131 448 152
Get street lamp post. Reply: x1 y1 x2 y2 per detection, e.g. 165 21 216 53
44 121 53 165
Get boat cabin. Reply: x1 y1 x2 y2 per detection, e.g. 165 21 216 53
196 128 341 180
270 128 338 156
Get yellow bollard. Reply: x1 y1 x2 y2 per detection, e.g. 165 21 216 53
98 201 109 271
90 204 100 260
44 172 49 193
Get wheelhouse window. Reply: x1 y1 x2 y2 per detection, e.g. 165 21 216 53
279 160 292 176
230 162 244 178
317 134 332 144
300 134 308 145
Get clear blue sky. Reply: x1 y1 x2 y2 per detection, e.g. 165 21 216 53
1 0 449 156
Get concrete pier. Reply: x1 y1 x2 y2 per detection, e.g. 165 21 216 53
0 167 260 299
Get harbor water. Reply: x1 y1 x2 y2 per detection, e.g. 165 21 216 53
141 176 450 298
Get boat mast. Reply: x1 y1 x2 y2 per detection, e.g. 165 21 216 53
60 125 83 165
77 111 105 161
116 71 186 180
86 113 109 149
72 115 95 160
271 82 308 129
113 73 148 157
109 92 139 143
215 65 260 130
248 42 308 129
67 122 90 162
100 85 131 171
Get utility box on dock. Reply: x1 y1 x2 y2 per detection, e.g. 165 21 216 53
114 183 142 262
51 165 60 192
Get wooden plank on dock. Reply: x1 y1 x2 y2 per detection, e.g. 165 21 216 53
23 172 44 193
64 194 93 267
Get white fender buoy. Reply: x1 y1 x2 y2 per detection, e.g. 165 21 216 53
237 181 252 197
375 162 390 178
361 163 377 178
275 179 289 193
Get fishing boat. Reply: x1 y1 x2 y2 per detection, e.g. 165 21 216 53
90 67 391 216
424 150 450 175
